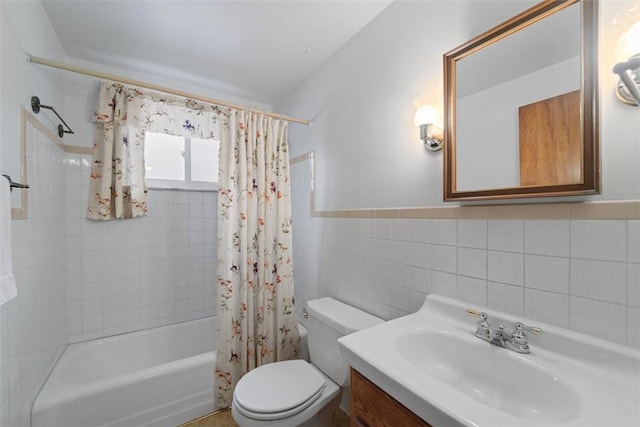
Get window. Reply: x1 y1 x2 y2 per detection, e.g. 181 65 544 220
144 131 219 191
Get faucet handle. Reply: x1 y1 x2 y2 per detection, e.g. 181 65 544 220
511 322 528 345
511 322 543 345
468 309 492 340
466 308 484 318
517 322 543 336
467 309 490 327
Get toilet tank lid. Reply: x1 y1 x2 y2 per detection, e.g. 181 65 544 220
306 298 383 335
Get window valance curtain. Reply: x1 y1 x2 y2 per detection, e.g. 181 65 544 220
87 81 223 220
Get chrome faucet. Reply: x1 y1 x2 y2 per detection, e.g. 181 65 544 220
467 309 542 354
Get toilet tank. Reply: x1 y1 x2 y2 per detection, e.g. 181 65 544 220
298 323 309 362
306 298 383 387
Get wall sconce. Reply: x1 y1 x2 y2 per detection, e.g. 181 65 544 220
614 54 640 105
414 105 443 151
613 9 640 106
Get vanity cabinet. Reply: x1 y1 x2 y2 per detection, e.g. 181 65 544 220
350 368 431 427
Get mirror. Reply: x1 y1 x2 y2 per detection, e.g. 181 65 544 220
443 0 599 201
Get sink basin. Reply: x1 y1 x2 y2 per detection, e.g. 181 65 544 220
396 331 580 422
338 294 640 427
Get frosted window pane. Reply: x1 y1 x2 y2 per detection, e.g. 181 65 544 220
191 138 219 183
144 132 185 181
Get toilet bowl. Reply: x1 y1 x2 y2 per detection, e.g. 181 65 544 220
231 298 383 427
231 360 340 427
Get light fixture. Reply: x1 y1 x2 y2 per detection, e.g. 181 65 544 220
413 104 443 151
614 53 640 106
612 7 640 106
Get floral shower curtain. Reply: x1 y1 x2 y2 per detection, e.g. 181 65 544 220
215 109 300 408
87 81 221 220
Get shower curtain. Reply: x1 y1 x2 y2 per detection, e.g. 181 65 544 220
215 109 300 408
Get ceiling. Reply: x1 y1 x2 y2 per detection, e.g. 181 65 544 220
40 0 393 105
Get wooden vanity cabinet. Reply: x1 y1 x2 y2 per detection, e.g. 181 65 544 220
350 368 431 427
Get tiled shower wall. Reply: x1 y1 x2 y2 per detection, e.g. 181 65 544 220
65 154 218 342
291 160 640 349
1 120 219 426
1 123 68 427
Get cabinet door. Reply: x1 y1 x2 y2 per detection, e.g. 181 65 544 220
350 369 431 427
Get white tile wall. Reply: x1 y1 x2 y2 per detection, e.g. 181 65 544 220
1 123 68 427
524 220 570 257
432 245 457 274
291 159 640 348
457 248 487 279
488 220 524 253
570 259 626 304
1 124 219 427
627 221 640 264
432 219 457 246
571 220 627 262
524 289 570 328
458 219 487 249
524 255 569 294
65 156 217 342
488 251 523 286
488 282 524 315
629 263 640 308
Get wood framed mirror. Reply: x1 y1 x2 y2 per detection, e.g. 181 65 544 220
443 0 599 201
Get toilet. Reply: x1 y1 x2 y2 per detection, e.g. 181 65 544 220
231 297 383 427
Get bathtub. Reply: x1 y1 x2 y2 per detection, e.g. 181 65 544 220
32 317 216 427
32 318 308 427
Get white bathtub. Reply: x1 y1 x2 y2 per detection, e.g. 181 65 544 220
32 317 216 427
32 317 308 427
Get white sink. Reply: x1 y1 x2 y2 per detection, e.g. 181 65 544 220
396 331 580 423
338 295 640 427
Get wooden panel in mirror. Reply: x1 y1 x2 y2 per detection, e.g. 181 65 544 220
443 0 599 201
519 90 582 186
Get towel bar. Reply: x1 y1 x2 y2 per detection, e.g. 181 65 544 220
2 174 29 192
31 96 75 138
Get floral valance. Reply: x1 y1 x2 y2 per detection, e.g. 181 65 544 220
87 81 226 220
94 81 223 139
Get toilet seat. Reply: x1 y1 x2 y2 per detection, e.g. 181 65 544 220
233 386 324 421
233 360 326 421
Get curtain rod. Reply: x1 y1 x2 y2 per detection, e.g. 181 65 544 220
27 54 310 126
